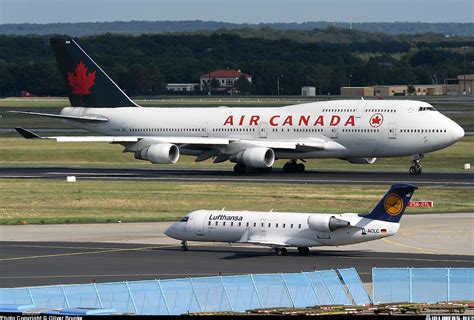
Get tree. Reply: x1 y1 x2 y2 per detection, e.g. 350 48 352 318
234 75 253 94
407 84 416 95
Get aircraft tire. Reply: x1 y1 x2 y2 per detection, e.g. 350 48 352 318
233 163 246 174
298 247 310 256
409 165 422 175
296 163 305 173
275 247 287 256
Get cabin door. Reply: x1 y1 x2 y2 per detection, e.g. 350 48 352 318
388 123 397 139
194 213 206 236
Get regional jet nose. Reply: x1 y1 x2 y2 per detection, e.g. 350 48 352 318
164 223 178 238
452 122 465 142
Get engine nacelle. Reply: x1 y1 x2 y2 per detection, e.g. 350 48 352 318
307 215 350 232
231 147 275 168
345 157 377 164
135 143 180 164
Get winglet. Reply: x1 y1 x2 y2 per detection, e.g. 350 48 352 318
15 127 43 139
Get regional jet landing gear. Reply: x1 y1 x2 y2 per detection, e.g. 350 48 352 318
180 240 188 251
297 247 310 256
409 154 424 175
283 160 305 173
274 247 287 256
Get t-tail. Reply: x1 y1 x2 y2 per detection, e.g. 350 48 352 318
49 37 139 108
360 184 418 223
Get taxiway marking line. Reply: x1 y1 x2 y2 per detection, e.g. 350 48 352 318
0 245 177 262
381 238 440 254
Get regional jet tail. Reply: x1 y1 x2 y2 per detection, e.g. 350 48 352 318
12 37 464 175
165 184 418 256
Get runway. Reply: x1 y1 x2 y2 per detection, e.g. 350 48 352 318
0 166 473 187
1 241 473 288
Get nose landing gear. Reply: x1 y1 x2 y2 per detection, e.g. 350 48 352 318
409 154 424 175
180 240 188 251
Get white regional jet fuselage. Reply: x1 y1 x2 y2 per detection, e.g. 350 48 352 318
165 184 418 255
14 38 465 175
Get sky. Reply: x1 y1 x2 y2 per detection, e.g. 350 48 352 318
0 0 472 24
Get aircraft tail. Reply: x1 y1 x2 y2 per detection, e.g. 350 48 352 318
360 184 418 223
49 37 138 108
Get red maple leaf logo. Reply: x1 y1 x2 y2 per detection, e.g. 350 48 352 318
67 60 96 95
369 113 383 128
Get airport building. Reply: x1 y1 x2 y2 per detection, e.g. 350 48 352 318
200 70 252 94
166 83 199 92
458 74 474 95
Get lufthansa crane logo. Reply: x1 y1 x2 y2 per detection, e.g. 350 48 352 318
384 193 404 216
369 113 384 128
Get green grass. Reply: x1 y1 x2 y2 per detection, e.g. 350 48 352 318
0 180 472 225
0 136 472 172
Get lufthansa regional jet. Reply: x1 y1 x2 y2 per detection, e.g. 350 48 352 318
165 184 417 255
12 38 464 174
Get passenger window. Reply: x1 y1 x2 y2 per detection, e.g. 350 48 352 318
261 223 264 227
246 222 249 227
223 222 226 226
298 224 302 229
290 224 294 228
268 223 271 228
254 223 257 227
238 222 241 227
208 221 211 226
215 221 218 226
276 223 279 228
231 222 234 226
283 223 286 228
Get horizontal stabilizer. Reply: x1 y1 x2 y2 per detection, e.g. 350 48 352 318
8 111 109 123
15 127 43 139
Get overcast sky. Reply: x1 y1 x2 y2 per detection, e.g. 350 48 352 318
0 0 472 24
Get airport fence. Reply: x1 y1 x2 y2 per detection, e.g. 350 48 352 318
0 268 370 315
2 268 472 315
372 268 474 304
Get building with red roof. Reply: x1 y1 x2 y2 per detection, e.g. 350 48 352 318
200 69 252 94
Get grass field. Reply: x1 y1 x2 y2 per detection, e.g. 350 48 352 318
1 180 473 225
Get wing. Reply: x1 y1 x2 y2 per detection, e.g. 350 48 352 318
8 111 108 123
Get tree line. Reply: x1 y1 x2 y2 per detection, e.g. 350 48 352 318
0 30 472 97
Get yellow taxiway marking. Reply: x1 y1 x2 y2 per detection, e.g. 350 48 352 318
381 238 441 254
0 245 177 262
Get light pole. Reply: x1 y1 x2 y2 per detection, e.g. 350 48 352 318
206 47 213 96
461 46 468 95
348 74 352 87
277 75 283 98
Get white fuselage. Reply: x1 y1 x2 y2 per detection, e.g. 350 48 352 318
61 99 464 160
165 210 399 248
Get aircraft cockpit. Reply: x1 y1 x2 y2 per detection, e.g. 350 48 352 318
418 106 436 111
179 216 189 222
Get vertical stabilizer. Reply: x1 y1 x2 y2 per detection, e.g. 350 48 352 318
360 184 418 223
49 37 139 108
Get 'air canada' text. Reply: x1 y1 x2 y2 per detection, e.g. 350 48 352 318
223 115 356 127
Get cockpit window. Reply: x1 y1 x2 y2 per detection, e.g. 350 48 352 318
179 217 189 222
418 106 436 112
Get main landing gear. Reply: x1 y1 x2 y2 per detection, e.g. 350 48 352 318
297 247 310 256
275 247 287 256
180 240 188 251
283 160 305 173
233 163 272 174
409 154 424 175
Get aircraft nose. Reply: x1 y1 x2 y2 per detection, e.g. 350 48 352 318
452 123 465 142
164 223 177 238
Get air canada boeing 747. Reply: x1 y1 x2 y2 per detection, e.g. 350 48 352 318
12 38 464 174
165 184 418 255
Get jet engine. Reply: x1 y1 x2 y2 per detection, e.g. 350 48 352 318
231 147 275 168
345 157 377 164
307 215 350 232
135 143 180 164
